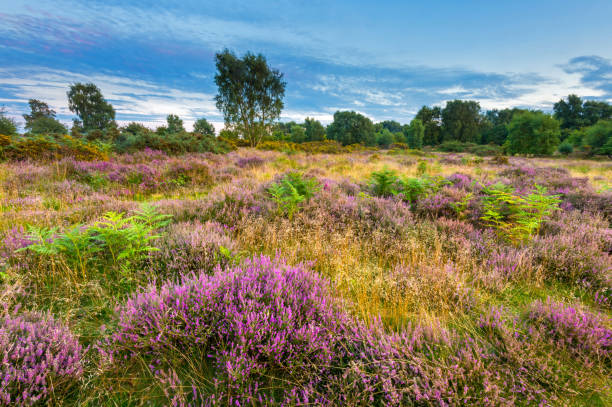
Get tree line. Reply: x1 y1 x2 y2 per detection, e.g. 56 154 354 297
1 49 611 156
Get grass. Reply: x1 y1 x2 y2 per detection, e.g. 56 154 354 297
0 148 610 406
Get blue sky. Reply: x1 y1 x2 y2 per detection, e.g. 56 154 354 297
1 0 612 131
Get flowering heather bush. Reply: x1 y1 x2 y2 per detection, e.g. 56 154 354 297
148 220 237 277
531 211 611 290
103 254 579 406
445 172 474 190
235 154 266 169
0 313 83 406
104 255 363 404
527 299 612 366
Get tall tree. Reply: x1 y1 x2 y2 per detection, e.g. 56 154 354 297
505 111 560 155
67 83 115 131
326 111 375 146
582 100 612 126
441 100 482 143
0 108 17 135
405 118 424 149
23 99 66 134
304 117 326 141
553 94 584 130
214 49 286 147
23 99 56 129
415 106 441 145
193 118 215 137
379 120 403 134
290 125 307 143
584 119 612 154
166 114 185 134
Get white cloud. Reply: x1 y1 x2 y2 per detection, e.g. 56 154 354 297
0 67 220 130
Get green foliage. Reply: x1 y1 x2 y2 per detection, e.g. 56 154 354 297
113 129 232 155
23 99 59 132
441 100 483 143
505 111 561 155
405 118 424 149
553 94 584 130
375 129 394 148
584 119 612 155
0 109 17 135
289 125 306 143
193 118 215 137
326 111 376 146
480 184 561 243
267 172 319 218
165 114 185 134
20 205 172 281
416 160 428 176
369 168 445 204
480 124 508 145
558 142 573 155
415 105 442 145
215 49 286 147
304 117 326 141
369 168 401 197
27 117 67 135
67 82 116 131
0 134 108 161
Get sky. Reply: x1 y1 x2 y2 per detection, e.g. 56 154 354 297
1 0 612 131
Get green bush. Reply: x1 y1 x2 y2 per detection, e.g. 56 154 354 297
480 184 561 243
114 131 233 155
558 142 573 155
268 172 320 218
0 134 109 161
20 205 172 282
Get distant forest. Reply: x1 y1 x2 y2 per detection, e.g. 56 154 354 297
1 50 611 158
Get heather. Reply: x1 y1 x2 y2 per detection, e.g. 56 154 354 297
0 312 84 406
0 148 611 405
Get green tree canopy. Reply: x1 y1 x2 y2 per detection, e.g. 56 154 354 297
582 101 612 126
0 108 17 135
415 105 441 145
28 117 67 135
326 111 375 146
441 100 482 143
375 129 394 148
23 99 56 130
193 118 215 137
122 122 151 136
553 94 584 130
67 83 115 131
405 118 424 149
379 120 403 134
584 119 612 154
304 117 326 141
214 49 286 147
506 111 560 155
166 114 185 134
290 125 306 143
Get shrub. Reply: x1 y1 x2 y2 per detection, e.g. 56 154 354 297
148 220 237 277
527 299 611 366
103 255 363 404
558 141 573 155
369 168 402 197
113 131 233 155
480 184 561 243
267 172 319 218
0 313 83 406
19 205 171 281
1 134 108 162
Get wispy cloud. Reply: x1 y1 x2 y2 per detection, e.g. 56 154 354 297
562 56 612 99
1 2 611 128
